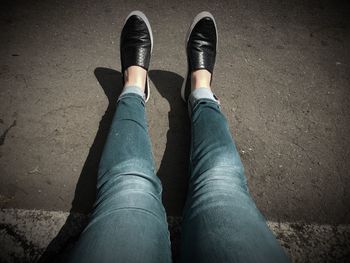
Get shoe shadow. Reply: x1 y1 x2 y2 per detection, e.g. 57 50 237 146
149 70 190 262
38 67 122 262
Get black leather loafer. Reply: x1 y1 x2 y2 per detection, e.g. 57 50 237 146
181 11 218 102
120 11 153 102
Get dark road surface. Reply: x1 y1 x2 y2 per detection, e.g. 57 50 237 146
1 0 350 225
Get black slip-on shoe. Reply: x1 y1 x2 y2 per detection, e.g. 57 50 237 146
181 11 218 102
120 11 153 102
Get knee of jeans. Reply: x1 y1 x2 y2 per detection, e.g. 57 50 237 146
99 157 155 182
93 169 164 217
192 144 244 177
97 158 161 197
184 166 250 220
191 166 247 195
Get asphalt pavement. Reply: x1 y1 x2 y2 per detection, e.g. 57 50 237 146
1 0 350 261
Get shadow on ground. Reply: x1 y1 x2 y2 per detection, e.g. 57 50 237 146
71 67 122 214
38 69 189 262
149 70 190 260
149 70 190 216
38 67 122 262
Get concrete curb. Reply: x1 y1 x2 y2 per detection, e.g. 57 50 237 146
1 208 349 262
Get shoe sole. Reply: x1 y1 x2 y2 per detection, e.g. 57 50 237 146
123 10 153 102
181 11 218 102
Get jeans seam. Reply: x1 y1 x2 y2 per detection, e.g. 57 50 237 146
117 93 145 105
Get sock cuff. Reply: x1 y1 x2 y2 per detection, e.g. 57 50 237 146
188 87 219 107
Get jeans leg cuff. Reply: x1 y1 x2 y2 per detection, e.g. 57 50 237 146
119 85 144 99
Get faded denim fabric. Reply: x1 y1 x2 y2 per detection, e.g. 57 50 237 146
67 88 289 263
180 92 290 263
67 91 171 263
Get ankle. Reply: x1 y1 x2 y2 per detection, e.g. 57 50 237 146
191 69 212 90
124 66 147 92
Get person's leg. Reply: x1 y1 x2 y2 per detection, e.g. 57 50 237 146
180 12 290 263
180 88 289 263
67 11 171 263
67 85 171 263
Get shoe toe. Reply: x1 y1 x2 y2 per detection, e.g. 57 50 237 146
187 17 217 73
120 14 152 72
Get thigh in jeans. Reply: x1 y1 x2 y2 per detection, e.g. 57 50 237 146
180 98 290 263
67 93 171 263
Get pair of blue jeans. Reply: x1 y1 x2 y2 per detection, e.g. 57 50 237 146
67 87 290 263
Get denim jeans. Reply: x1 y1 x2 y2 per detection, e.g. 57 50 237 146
67 87 290 263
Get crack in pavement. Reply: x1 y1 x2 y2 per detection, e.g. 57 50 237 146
0 120 17 146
